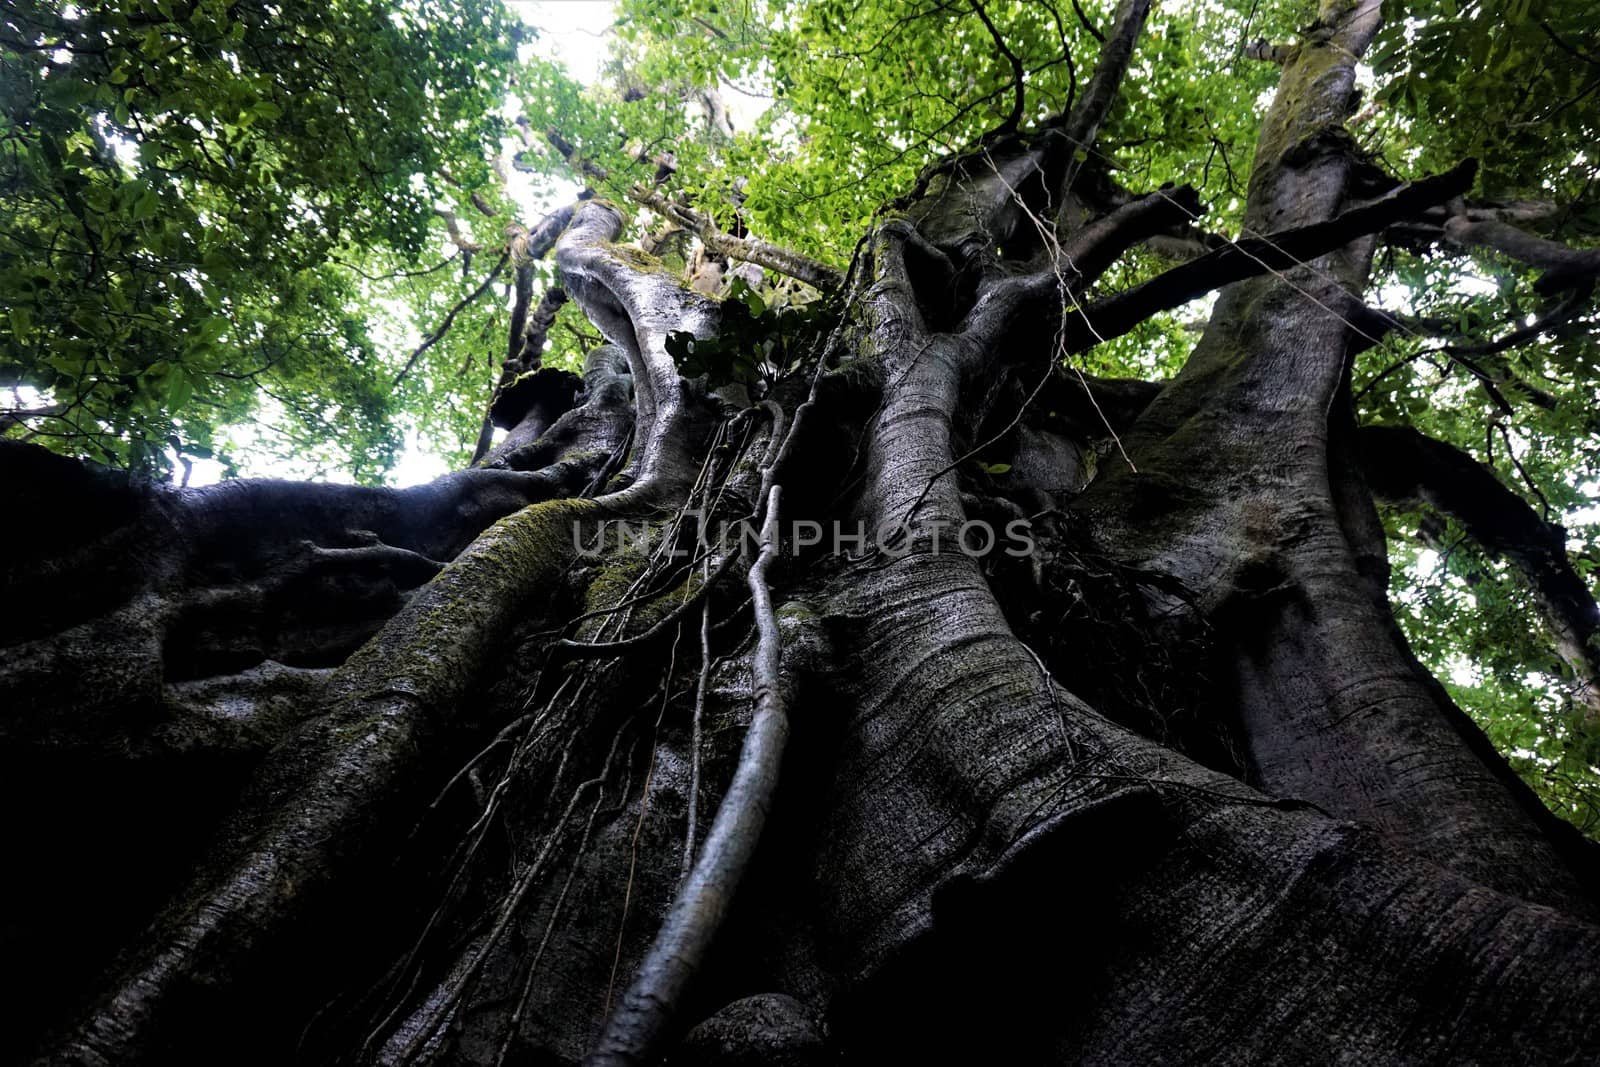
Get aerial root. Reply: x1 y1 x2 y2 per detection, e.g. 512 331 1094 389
586 484 795 1067
375 710 636 1065
354 418 774 1060
558 551 741 659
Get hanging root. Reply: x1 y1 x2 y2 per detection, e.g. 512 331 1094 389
585 485 798 1066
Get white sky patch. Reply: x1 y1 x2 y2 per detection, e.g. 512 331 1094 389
506 1 615 86
391 427 455 486
381 3 615 485
170 0 780 490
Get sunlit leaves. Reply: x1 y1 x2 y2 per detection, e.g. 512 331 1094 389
1370 0 1599 201
1 0 519 479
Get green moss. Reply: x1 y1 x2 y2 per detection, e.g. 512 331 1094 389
609 244 670 273
581 547 650 619
572 526 696 640
341 498 604 699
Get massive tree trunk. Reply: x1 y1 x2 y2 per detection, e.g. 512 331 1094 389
7 1 1600 1063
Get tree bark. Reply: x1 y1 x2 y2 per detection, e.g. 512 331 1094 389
7 1 1600 1064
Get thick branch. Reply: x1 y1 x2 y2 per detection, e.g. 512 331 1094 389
633 185 844 292
1051 0 1151 204
544 130 843 291
1361 424 1600 719
971 161 1477 349
49 496 612 1066
1444 214 1600 295
1087 164 1470 331
1243 38 1295 64
557 201 719 497
1054 184 1204 288
509 202 579 268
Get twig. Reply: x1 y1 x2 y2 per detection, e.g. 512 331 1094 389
1070 0 1104 42
968 0 1025 135
391 254 508 389
558 552 741 658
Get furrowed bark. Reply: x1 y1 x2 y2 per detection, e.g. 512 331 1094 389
48 496 610 1066
1073 0 1595 911
32 196 730 1063
15 0 1600 1061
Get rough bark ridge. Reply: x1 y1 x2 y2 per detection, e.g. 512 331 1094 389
6 1 1600 1064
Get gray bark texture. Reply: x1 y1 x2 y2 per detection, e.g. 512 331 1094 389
6 1 1600 1064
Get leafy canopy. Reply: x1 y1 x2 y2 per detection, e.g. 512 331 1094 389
1 0 521 479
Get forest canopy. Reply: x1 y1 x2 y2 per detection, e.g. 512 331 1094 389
3 0 1599 832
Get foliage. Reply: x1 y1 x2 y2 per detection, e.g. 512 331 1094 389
1 0 520 479
665 277 827 387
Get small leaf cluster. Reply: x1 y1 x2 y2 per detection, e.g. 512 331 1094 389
665 278 827 389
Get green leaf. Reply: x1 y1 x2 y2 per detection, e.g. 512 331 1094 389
168 368 193 411
197 316 230 344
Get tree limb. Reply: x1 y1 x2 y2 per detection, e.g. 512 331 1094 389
434 207 485 253
1069 0 1104 42
391 253 508 389
1243 38 1295 64
544 130 844 291
629 184 845 292
1055 184 1204 286
1444 214 1600 295
1361 424 1600 720
973 160 1478 349
968 0 1025 136
465 204 581 458
1050 0 1152 207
